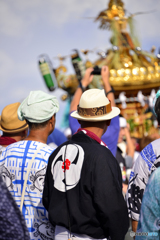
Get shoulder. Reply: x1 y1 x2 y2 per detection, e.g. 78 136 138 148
40 142 54 153
1 141 54 159
92 144 120 171
0 145 6 156
31 142 54 163
131 139 160 178
48 141 70 160
141 138 160 155
48 139 114 162
139 139 160 169
0 145 6 151
0 141 23 157
151 138 160 151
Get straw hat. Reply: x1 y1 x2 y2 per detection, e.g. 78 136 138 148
71 89 120 121
0 102 28 133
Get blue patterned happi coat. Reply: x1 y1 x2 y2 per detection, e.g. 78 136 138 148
0 140 55 240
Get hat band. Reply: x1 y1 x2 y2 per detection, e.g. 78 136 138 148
1 122 28 132
77 102 111 117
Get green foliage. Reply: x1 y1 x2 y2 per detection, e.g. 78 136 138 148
127 119 135 132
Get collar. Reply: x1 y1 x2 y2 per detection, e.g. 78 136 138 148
76 128 107 147
0 136 17 146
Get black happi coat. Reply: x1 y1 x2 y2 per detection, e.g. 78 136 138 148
43 131 129 240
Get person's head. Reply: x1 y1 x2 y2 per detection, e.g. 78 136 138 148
26 114 56 135
154 90 160 125
118 116 127 143
17 90 59 136
0 102 28 140
71 88 120 134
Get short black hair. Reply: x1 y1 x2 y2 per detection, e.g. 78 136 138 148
26 114 56 130
26 119 49 130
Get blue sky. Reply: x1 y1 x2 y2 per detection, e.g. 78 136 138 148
1 0 160 130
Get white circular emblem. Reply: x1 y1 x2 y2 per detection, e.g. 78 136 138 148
51 144 84 192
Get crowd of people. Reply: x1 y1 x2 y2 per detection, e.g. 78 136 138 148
0 66 160 240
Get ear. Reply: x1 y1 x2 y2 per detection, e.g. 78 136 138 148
49 115 56 131
21 129 28 140
50 115 56 127
48 115 56 135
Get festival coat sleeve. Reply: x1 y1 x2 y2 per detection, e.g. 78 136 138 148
126 150 149 222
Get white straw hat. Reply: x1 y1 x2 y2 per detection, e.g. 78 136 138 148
71 89 120 122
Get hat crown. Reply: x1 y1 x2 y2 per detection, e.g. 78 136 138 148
0 102 28 133
71 88 120 122
17 90 59 123
79 89 109 108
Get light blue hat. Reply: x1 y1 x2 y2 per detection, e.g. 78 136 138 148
18 90 59 123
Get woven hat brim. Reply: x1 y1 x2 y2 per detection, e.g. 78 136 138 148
70 107 120 122
0 123 28 133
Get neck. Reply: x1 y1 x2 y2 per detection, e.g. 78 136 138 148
25 129 48 144
82 127 104 139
